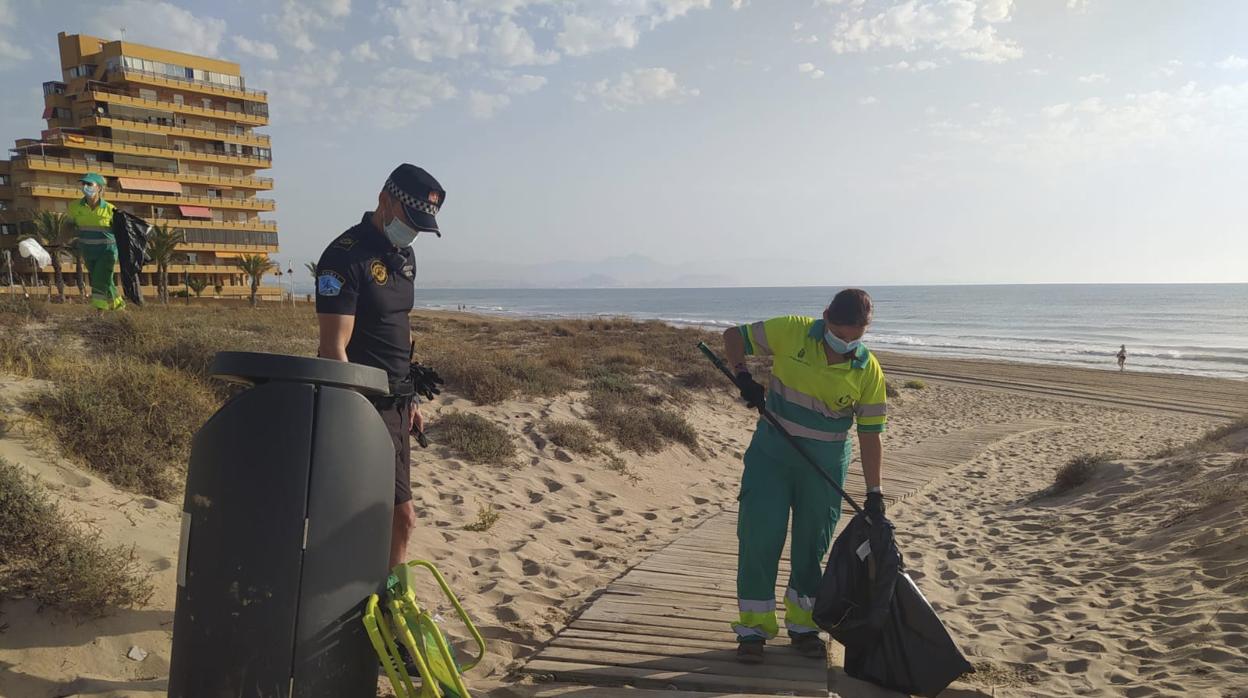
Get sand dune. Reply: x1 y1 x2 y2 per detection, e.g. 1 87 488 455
0 352 1242 697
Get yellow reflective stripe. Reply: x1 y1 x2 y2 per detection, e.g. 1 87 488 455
734 605 779 640
770 376 854 420
772 414 848 442
854 403 887 417
783 589 816 634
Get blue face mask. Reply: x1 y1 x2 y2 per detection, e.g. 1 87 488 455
825 328 862 355
383 216 419 248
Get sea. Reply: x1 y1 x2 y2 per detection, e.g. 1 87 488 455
411 284 1248 381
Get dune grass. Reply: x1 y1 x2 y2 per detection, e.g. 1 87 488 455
544 419 599 456
903 379 927 390
432 411 518 465
0 458 152 617
1054 453 1115 493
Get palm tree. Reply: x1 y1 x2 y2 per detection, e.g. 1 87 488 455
187 276 208 298
305 261 318 284
31 211 75 303
235 254 275 308
147 224 186 304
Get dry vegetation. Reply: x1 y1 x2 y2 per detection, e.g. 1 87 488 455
0 457 152 617
1053 452 1116 493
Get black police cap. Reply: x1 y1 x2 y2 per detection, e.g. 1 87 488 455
384 164 446 236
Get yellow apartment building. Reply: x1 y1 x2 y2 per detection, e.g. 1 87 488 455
0 32 278 300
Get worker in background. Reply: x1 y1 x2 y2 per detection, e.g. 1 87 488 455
722 289 888 664
1117 344 1127 372
68 172 123 310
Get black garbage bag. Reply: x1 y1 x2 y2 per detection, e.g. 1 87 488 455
111 209 151 307
813 512 973 697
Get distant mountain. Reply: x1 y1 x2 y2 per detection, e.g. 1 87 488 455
415 254 740 288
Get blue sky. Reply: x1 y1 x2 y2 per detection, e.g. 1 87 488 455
1 0 1245 286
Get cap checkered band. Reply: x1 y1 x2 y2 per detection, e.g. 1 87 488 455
385 178 441 217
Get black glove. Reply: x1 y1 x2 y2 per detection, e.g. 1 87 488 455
735 371 766 409
410 363 444 401
865 491 886 517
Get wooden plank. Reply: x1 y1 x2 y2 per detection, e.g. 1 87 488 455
546 636 819 670
522 659 828 696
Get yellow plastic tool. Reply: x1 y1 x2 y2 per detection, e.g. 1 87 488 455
363 560 487 698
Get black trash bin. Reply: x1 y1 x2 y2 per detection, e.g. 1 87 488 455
168 352 395 698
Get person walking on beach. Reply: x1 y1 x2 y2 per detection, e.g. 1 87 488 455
315 163 446 568
1117 344 1127 372
721 289 888 664
68 172 124 310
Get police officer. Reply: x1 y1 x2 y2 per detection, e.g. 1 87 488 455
315 164 445 568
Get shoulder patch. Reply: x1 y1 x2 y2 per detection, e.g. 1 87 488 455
333 236 358 250
369 259 388 285
317 270 345 297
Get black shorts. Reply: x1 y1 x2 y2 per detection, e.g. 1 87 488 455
374 398 412 504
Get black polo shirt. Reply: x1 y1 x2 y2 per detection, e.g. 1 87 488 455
315 213 416 383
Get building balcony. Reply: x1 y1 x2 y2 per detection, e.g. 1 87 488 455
109 67 267 103
82 115 271 147
84 88 267 127
14 154 273 190
19 183 276 212
150 218 277 232
47 132 271 168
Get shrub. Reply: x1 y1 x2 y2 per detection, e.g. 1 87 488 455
677 366 722 390
500 357 575 397
904 379 927 390
463 504 500 532
1054 453 1114 492
438 357 518 405
885 381 900 398
28 356 217 499
432 412 516 464
587 387 700 454
649 409 700 451
0 458 152 617
545 420 599 456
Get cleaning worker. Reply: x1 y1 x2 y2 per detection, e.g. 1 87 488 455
316 163 446 569
68 172 123 310
722 288 888 664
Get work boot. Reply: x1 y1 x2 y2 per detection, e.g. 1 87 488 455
735 641 765 664
790 632 826 659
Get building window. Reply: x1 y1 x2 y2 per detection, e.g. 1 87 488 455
0 223 13 235
0 174 8 185
43 81 66 96
65 64 95 79
0 202 8 211
139 88 157 101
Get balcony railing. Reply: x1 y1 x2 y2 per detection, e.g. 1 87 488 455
151 218 277 232
20 183 276 211
110 67 267 100
14 154 273 189
84 88 268 125
181 229 279 247
48 132 271 167
85 114 270 146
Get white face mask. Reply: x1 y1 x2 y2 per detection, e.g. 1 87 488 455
824 328 862 355
82 184 98 198
383 216 419 248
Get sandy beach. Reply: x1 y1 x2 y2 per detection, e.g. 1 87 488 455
0 309 1244 697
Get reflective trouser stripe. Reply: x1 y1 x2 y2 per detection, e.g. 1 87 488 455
771 413 848 442
733 600 778 640
784 588 818 635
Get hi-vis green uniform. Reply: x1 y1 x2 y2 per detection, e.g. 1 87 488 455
68 197 122 310
733 316 887 641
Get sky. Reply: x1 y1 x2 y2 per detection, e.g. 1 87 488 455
0 0 1245 287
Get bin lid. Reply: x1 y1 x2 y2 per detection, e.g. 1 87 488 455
210 352 389 397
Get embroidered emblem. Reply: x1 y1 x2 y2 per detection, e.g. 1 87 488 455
370 260 388 285
333 236 357 250
317 271 345 297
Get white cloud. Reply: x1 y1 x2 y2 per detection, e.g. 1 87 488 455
323 0 352 18
978 0 1013 23
579 67 698 110
859 95 879 105
492 18 559 66
1078 72 1108 84
933 81 1248 164
827 0 1023 63
557 15 641 55
232 36 279 61
797 63 824 79
0 0 31 68
468 90 511 119
731 0 749 9
93 1 227 56
886 59 939 71
1023 67 1048 76
499 72 548 94
381 0 481 61
1216 55 1248 71
350 41 380 61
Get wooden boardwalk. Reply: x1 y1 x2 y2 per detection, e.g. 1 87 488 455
517 419 1062 697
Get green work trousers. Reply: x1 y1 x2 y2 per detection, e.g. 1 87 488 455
734 428 849 642
81 242 122 310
